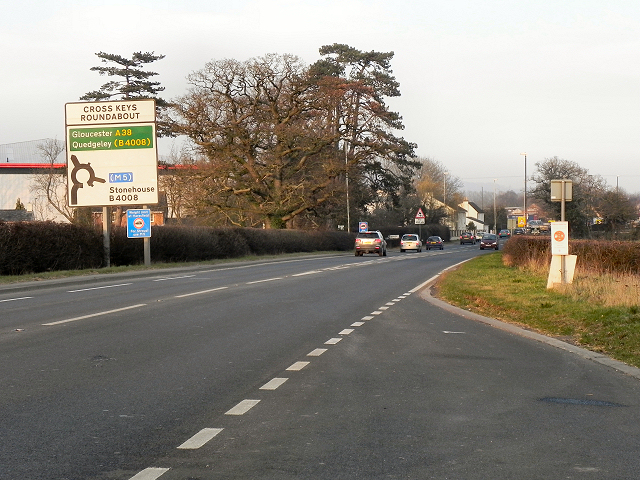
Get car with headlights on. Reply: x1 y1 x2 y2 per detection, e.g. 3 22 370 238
425 236 444 250
355 231 387 256
479 233 499 250
400 234 422 252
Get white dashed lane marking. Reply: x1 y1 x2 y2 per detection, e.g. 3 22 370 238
225 399 260 415
308 348 328 356
260 378 288 390
339 328 354 335
351 321 365 327
129 467 170 480
67 283 132 293
177 428 224 449
43 304 147 326
0 296 32 303
246 277 283 285
174 286 228 298
325 338 342 344
286 361 310 371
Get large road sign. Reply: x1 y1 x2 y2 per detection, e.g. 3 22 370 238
65 99 159 207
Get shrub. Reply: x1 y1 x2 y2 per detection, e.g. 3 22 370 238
0 221 102 275
502 235 640 275
0 222 356 274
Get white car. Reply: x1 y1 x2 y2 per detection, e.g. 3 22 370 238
400 234 422 252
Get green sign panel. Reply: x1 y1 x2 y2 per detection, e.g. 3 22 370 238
68 125 154 151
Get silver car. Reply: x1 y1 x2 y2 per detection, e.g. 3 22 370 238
400 234 422 252
355 231 387 256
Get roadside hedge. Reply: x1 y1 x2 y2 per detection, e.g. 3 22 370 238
0 221 356 275
502 235 640 275
0 221 103 275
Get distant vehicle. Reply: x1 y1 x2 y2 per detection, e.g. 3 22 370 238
400 234 422 252
480 233 499 250
355 231 387 256
498 229 511 238
425 236 444 250
513 228 526 235
460 232 475 245
526 219 550 235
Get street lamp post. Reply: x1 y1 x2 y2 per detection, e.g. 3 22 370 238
520 152 527 228
443 171 449 230
493 179 497 234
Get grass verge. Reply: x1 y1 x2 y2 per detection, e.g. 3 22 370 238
436 252 640 369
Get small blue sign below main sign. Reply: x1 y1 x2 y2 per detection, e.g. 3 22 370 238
127 209 151 238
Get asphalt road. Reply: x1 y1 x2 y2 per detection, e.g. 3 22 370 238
2 245 640 479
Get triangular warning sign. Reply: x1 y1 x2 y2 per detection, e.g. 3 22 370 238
415 208 425 218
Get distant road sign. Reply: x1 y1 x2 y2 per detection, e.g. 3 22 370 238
415 208 425 218
127 209 151 238
358 222 368 232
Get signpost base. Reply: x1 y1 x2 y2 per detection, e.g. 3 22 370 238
547 255 577 289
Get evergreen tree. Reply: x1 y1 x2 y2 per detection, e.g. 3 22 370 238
81 51 171 135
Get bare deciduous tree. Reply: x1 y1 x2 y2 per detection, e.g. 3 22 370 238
30 139 74 222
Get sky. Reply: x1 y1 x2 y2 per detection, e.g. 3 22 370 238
2 0 639 195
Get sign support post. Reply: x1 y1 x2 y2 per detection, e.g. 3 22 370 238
143 206 150 266
414 208 426 240
547 180 575 288
103 206 110 268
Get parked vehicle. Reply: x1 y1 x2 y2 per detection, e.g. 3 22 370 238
355 231 387 256
513 228 526 235
425 236 444 250
480 233 499 250
460 232 475 245
400 234 422 252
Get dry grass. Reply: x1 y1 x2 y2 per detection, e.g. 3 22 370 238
558 271 640 308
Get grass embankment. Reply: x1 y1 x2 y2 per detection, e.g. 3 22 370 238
436 253 640 368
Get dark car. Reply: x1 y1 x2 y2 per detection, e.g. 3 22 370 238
459 232 475 245
480 233 499 250
355 231 387 256
513 228 525 235
498 229 511 238
425 236 444 250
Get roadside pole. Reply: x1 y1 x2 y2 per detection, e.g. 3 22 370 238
547 180 575 288
143 206 151 266
103 206 110 268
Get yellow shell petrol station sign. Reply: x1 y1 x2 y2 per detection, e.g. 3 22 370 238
65 99 159 207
